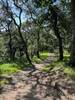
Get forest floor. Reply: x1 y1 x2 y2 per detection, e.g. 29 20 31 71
0 54 75 100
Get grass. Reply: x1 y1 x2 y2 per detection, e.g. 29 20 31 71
64 50 70 57
42 61 64 72
32 56 42 63
0 63 21 85
42 59 75 80
0 51 49 75
42 51 75 80
0 63 20 76
63 50 70 61
0 79 9 85
40 51 49 60
32 51 49 63
64 67 75 79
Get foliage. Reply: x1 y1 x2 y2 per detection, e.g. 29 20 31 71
0 0 74 67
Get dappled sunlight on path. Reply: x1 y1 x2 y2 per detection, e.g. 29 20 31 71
0 55 75 100
34 53 56 70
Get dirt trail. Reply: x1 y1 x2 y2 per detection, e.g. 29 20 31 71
34 53 56 70
0 54 75 100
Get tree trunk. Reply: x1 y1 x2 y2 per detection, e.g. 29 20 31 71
53 26 63 60
70 0 75 65
37 30 40 58
58 35 63 60
12 47 16 61
51 8 63 60
18 27 32 65
8 25 14 61
8 32 12 61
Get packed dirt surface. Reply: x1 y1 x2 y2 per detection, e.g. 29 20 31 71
34 54 56 70
0 55 75 100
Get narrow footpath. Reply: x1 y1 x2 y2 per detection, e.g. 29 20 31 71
0 54 75 100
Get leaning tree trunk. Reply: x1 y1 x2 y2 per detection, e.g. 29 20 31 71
70 0 75 66
18 28 32 65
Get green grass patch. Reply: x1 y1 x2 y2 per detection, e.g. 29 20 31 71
63 50 70 62
0 63 21 85
64 67 75 79
32 56 42 63
32 51 49 63
42 61 64 72
0 63 20 76
0 79 9 85
40 51 49 60
42 55 75 80
64 50 70 57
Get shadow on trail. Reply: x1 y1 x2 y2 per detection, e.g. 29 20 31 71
1 64 75 100
1 54 75 100
15 68 75 100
